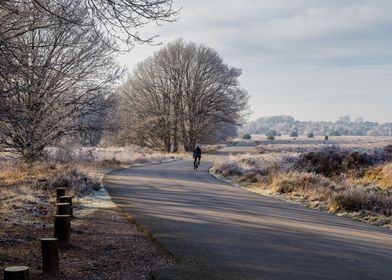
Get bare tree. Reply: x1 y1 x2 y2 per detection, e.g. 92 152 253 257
120 39 249 152
0 0 178 51
0 1 120 161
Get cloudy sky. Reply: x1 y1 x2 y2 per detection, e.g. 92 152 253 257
119 0 392 122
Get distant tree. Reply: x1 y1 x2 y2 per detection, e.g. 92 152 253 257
330 130 341 136
242 133 251 140
120 39 249 152
266 135 275 141
337 116 351 124
266 129 278 138
290 129 299 138
243 115 392 137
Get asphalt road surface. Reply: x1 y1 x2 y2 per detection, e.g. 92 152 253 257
103 148 392 280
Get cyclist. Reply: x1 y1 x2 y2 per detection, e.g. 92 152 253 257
193 144 202 170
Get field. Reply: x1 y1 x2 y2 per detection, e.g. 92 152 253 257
213 136 392 228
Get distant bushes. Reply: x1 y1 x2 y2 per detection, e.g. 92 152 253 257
290 129 299 137
242 133 252 140
295 146 374 177
266 135 275 141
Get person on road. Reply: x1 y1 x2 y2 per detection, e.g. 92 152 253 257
193 144 202 170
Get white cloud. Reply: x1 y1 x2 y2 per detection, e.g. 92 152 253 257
120 0 392 122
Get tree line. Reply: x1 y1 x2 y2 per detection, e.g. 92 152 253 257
0 0 176 161
0 1 249 160
243 115 392 137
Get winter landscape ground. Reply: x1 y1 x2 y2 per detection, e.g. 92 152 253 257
213 135 392 228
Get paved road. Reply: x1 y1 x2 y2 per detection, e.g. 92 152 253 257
103 149 392 280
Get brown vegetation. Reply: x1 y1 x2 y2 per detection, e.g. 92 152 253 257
212 141 392 228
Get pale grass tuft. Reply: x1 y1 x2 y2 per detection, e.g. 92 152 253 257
270 172 336 203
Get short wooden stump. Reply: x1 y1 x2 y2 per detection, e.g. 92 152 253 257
3 266 29 280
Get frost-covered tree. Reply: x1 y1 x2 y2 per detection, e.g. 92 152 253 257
0 2 120 160
120 39 249 151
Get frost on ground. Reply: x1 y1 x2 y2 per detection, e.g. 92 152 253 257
0 147 177 279
212 137 392 229
46 145 181 167
0 144 183 226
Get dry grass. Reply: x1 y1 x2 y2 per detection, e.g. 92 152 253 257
0 161 101 226
213 138 392 228
358 163 392 189
48 145 180 165
270 172 336 198
0 145 184 227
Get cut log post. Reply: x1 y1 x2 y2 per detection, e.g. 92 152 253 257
3 266 29 280
41 238 59 275
54 215 71 247
56 203 70 215
56 188 66 202
59 196 73 217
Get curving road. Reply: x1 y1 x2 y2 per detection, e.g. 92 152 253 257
103 148 392 280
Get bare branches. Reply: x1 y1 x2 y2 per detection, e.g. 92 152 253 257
1 0 179 51
120 39 249 152
0 1 121 160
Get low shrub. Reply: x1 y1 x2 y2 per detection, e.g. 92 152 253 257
270 172 336 202
266 135 275 141
239 172 259 183
295 146 373 177
331 188 392 215
362 163 392 190
295 146 346 176
213 161 244 177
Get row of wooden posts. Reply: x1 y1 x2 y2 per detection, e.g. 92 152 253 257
3 187 74 280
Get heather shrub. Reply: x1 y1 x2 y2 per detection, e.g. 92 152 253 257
295 146 373 177
295 146 346 176
239 172 259 183
331 188 392 215
362 163 392 190
270 172 336 199
213 161 244 176
344 151 370 169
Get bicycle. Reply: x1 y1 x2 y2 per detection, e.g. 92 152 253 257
193 155 201 171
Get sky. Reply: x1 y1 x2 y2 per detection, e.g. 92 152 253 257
119 0 392 123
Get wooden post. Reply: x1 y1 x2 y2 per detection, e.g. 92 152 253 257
59 196 73 217
56 188 66 202
56 203 70 215
3 266 29 280
54 215 71 247
41 238 59 275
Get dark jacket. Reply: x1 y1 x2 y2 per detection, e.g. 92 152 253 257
193 147 201 157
